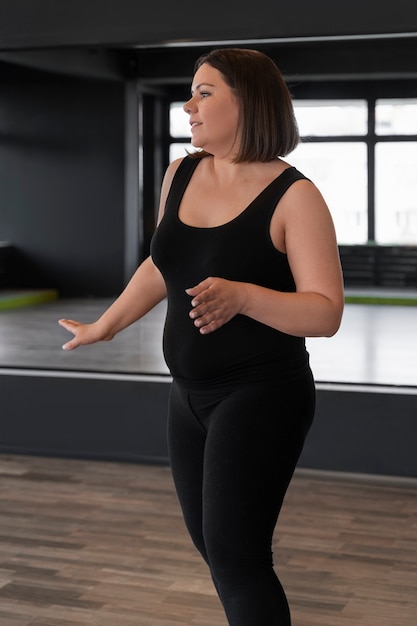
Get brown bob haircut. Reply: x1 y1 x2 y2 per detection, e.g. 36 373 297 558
192 48 299 163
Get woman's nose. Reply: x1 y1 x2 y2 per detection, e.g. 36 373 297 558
183 98 194 114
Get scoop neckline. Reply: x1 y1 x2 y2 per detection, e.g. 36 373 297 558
176 163 295 231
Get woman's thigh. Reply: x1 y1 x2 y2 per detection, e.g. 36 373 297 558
200 376 315 557
168 372 315 559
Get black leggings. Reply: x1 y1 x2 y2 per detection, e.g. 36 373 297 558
167 369 315 626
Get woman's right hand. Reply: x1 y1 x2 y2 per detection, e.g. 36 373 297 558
58 319 113 351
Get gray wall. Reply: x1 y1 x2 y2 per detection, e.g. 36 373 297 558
2 373 417 478
0 70 125 296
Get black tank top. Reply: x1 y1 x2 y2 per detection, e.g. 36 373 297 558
151 156 310 388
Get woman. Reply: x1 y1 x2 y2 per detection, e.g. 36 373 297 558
59 48 344 625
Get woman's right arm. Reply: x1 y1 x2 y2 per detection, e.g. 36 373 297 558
59 256 167 350
58 157 183 351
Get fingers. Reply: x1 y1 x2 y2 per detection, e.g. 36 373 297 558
186 278 228 335
58 319 81 350
194 315 221 334
189 305 215 331
187 280 213 314
61 338 78 351
186 277 246 334
58 318 78 331
185 278 212 307
189 302 220 335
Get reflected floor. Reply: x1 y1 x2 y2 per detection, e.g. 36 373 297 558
0 297 416 387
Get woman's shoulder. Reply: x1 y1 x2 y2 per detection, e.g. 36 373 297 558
165 153 208 179
158 155 205 217
165 156 186 179
161 157 189 194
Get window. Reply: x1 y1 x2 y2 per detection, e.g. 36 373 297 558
374 99 417 244
168 96 417 246
375 99 417 135
169 102 192 162
294 99 367 136
291 100 368 244
375 141 417 244
290 141 368 244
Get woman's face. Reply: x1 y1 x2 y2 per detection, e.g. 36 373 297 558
183 63 240 158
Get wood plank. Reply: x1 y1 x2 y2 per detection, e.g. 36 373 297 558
0 455 416 625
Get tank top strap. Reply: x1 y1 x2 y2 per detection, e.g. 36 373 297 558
164 156 200 214
259 167 309 217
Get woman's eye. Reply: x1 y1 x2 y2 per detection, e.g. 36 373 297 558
200 92 210 98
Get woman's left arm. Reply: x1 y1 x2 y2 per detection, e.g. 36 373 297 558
186 180 344 337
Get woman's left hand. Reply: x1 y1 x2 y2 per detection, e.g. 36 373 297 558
186 277 245 334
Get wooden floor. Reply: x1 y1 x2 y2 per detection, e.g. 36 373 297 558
0 454 416 626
